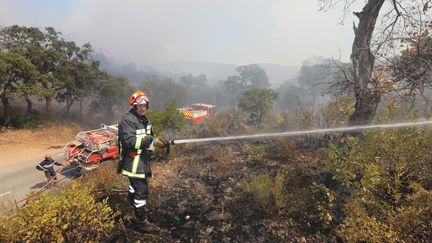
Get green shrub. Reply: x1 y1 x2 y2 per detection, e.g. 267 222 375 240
319 96 354 127
246 173 272 202
338 184 432 242
146 100 185 135
245 172 286 214
269 138 297 160
337 198 398 242
196 117 228 137
283 96 354 130
388 183 432 242
10 114 39 128
311 182 337 230
244 143 266 162
290 108 317 129
273 173 287 212
0 182 117 242
328 127 432 241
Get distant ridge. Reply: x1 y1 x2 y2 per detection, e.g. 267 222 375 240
156 61 300 87
94 53 300 87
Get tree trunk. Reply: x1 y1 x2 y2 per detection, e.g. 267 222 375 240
258 111 264 128
349 89 381 125
24 96 33 114
45 97 52 113
348 0 385 125
1 96 11 127
79 99 83 119
65 98 74 116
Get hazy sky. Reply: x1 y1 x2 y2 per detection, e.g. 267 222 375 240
0 0 362 67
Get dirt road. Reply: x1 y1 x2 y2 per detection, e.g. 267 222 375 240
0 125 80 203
0 149 68 202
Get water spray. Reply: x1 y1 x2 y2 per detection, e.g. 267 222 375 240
102 120 432 148
169 120 432 145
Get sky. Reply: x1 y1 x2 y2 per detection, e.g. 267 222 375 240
0 0 363 67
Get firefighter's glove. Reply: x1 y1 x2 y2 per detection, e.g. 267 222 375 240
141 135 154 149
155 137 169 148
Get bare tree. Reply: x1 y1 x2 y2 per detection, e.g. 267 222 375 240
348 0 385 125
320 0 432 125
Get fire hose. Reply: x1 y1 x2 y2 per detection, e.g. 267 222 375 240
167 120 432 146
102 120 432 155
0 159 80 213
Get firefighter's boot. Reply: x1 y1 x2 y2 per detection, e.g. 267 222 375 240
132 207 160 233
132 218 160 233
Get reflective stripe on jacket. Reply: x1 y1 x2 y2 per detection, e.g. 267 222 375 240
36 159 62 170
118 109 154 178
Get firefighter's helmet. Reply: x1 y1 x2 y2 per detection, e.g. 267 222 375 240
129 91 149 107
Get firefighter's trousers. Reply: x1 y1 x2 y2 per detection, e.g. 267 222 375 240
128 177 149 220
44 168 57 181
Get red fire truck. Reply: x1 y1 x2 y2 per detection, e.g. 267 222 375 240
178 103 216 125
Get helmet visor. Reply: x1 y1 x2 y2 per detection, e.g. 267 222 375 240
134 95 148 105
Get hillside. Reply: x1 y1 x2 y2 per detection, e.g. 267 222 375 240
94 54 300 87
3 106 432 242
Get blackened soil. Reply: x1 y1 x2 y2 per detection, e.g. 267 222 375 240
105 142 332 242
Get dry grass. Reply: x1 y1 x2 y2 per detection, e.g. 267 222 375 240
151 157 190 189
0 123 81 148
80 161 128 193
0 123 83 167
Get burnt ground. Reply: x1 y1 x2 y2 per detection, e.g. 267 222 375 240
104 141 333 242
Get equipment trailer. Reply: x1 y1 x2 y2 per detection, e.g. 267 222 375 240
64 124 119 168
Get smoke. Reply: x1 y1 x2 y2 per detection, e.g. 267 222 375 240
0 0 358 67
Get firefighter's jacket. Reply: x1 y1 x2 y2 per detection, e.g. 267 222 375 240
118 109 154 179
36 159 62 171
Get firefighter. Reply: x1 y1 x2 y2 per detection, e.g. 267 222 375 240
36 155 64 182
118 91 169 233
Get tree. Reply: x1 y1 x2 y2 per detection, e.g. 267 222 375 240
89 75 130 122
140 75 187 109
347 0 385 125
0 26 102 116
0 50 39 126
179 73 207 88
224 64 270 105
0 25 61 114
391 31 432 112
0 25 100 116
0 25 113 122
236 64 270 88
276 57 349 111
49 37 103 117
223 75 243 104
238 88 278 127
56 59 102 117
178 73 222 105
277 84 310 110
297 57 347 108
319 0 432 125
